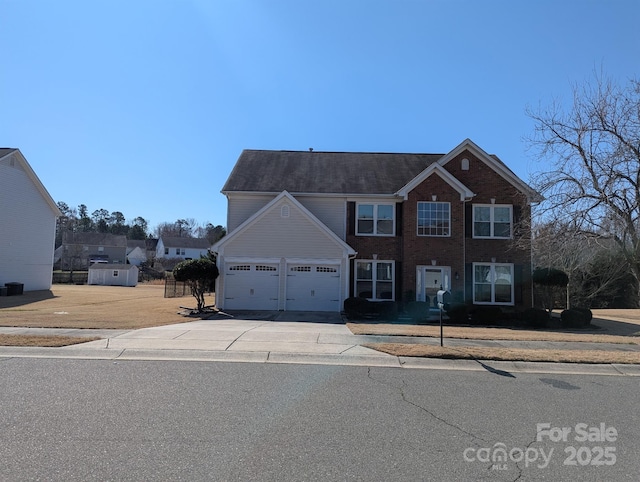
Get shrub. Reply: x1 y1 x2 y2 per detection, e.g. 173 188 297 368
374 301 398 321
405 301 430 322
572 307 593 323
343 297 370 319
532 268 569 286
172 258 219 312
470 306 503 325
522 308 550 328
561 308 592 328
446 303 469 324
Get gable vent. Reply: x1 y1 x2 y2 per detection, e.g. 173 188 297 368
281 205 290 218
461 158 469 170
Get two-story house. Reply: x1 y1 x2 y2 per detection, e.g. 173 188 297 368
59 232 127 269
212 139 541 313
156 236 211 261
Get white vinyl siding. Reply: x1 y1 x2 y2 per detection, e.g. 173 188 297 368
227 194 276 232
297 196 347 239
0 159 57 291
222 200 346 259
228 194 347 240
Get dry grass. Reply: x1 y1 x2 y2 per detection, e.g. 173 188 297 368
0 284 214 330
347 322 640 344
365 343 640 364
0 334 101 347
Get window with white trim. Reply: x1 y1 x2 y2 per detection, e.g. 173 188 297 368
112 270 119 277
356 203 395 236
355 260 395 300
473 263 514 305
473 204 512 238
417 202 450 236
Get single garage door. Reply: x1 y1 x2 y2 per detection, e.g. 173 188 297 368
224 263 279 310
285 264 341 311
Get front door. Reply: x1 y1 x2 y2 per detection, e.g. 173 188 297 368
416 266 451 307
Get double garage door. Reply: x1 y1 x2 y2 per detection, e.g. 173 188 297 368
224 262 341 312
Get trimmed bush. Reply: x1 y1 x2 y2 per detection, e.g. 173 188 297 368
343 297 371 319
470 306 503 325
343 298 398 321
561 308 592 328
405 301 430 322
375 301 398 321
522 308 550 328
446 303 469 324
532 267 569 287
172 258 219 312
572 307 593 323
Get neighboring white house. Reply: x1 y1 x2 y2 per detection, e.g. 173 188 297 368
126 240 147 266
0 148 61 291
88 263 138 287
156 236 211 260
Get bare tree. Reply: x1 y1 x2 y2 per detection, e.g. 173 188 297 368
527 73 640 303
532 219 631 308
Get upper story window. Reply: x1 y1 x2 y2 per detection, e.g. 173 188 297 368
164 247 169 255
473 204 512 239
357 203 395 236
417 202 450 236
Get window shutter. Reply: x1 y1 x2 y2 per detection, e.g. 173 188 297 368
465 263 473 304
395 261 402 301
348 258 355 298
395 203 403 236
513 205 523 237
347 202 356 236
514 264 524 305
465 204 473 238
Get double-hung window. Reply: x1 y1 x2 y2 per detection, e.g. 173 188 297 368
357 203 395 235
355 260 395 300
473 263 514 305
473 204 512 238
417 202 450 236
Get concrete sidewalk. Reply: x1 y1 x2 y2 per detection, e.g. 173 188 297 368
1 312 640 376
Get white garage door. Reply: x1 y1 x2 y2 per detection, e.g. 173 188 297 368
285 265 341 311
224 263 280 310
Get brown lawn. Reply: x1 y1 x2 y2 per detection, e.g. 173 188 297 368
347 317 640 344
0 334 101 347
365 343 640 365
0 283 213 330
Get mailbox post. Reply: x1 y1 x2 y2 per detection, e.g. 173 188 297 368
436 289 451 347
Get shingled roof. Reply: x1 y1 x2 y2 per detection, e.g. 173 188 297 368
222 150 444 195
160 236 211 249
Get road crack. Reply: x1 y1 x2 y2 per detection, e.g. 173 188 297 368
366 367 489 445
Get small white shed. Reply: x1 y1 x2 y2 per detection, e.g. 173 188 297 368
88 264 138 287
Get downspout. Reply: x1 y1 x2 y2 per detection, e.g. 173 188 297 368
463 195 473 303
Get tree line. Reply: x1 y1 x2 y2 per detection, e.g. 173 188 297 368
527 72 640 308
55 202 226 246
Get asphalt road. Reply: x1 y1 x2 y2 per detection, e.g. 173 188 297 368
0 359 638 481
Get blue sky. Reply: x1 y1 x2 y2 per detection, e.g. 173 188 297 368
2 0 638 232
